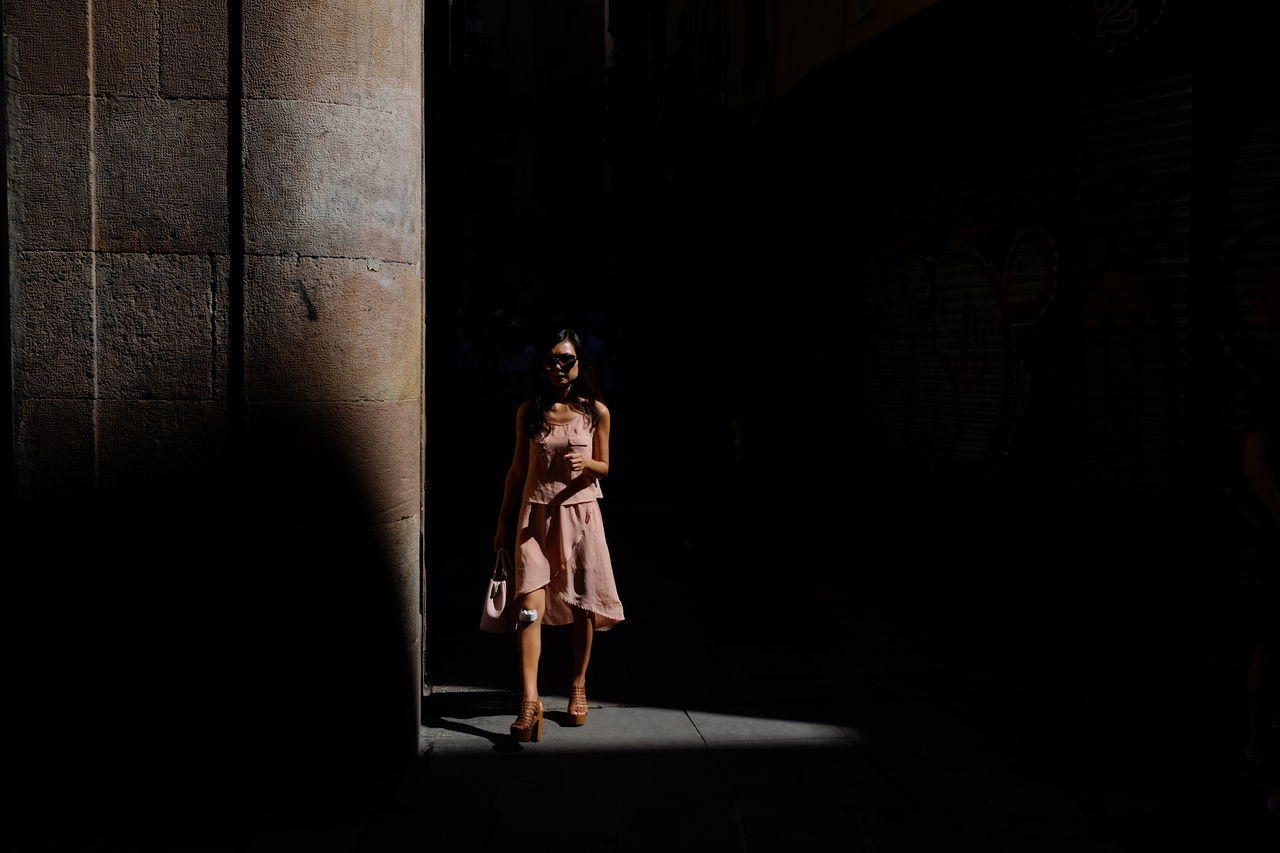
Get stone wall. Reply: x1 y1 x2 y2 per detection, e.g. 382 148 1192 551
4 1 424 795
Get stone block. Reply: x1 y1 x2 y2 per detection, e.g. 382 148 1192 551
408 634 423 732
2 0 89 95
376 514 421 648
95 97 228 252
94 0 159 95
245 255 421 402
14 398 95 503
245 400 420 525
96 253 215 399
243 0 422 114
160 0 228 97
243 99 421 262
14 96 91 251
211 255 230 399
96 400 227 490
13 251 94 399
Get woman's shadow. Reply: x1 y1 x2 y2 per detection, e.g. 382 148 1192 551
423 691 522 752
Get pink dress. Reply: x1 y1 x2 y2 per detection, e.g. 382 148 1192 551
514 410 625 630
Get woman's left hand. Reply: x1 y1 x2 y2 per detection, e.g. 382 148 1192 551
565 452 590 475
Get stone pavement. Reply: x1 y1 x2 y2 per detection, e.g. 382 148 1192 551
409 685 869 853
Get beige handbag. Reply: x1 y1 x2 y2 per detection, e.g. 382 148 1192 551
479 550 517 632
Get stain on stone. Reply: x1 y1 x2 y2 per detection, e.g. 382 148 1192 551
295 279 319 321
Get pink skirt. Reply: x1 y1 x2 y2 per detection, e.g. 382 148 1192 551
514 499 625 630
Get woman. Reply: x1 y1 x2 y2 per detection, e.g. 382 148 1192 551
493 328 625 743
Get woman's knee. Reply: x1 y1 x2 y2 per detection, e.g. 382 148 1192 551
518 587 546 623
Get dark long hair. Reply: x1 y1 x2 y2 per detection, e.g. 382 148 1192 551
524 328 604 439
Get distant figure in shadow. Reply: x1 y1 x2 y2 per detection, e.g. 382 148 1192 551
1241 379 1280 809
493 328 625 743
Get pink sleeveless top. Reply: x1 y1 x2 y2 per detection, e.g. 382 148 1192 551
522 410 604 506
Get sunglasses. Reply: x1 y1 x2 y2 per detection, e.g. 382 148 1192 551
543 354 578 371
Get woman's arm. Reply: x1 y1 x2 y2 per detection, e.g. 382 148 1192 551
567 402 610 479
494 403 531 553
587 402 610 479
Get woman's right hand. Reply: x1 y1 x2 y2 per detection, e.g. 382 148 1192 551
493 526 510 557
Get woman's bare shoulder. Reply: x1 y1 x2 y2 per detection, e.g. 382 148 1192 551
572 396 609 417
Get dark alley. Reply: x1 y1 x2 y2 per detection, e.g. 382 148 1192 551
4 1 1279 851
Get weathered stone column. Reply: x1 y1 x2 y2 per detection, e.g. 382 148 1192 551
5 0 424 793
240 0 425 754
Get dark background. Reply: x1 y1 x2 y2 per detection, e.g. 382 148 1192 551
424 0 1273 695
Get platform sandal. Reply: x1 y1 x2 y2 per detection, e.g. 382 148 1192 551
567 684 588 726
511 698 544 742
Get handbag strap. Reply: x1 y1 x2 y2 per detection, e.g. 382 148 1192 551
492 549 513 581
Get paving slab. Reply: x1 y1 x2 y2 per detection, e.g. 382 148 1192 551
732 793 866 847
988 841 1129 853
685 705 849 743
487 779 619 847
355 807 490 853
616 791 742 852
838 723 873 744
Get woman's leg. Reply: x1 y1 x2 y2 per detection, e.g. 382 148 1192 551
517 587 547 702
568 609 595 721
570 608 595 688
